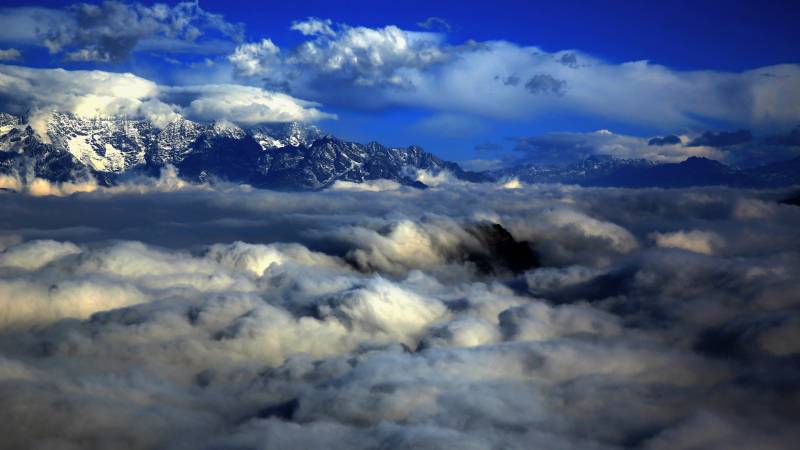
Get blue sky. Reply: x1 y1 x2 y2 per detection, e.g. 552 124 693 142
0 0 799 163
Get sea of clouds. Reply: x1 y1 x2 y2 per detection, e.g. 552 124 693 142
0 177 799 449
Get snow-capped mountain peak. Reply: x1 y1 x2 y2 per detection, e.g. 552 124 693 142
251 121 325 150
45 112 152 173
0 111 479 189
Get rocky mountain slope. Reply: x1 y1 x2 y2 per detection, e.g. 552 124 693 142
0 112 483 189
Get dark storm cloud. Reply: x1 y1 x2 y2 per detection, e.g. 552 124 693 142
648 135 682 146
687 129 753 147
765 126 800 146
0 179 799 449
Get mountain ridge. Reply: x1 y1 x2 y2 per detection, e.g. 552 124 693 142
1 112 799 190
0 112 485 190
492 154 800 188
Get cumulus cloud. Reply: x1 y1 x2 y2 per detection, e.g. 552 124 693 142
0 1 244 62
0 64 332 136
291 17 336 37
226 21 800 131
229 19 450 102
226 38 280 77
0 178 799 448
285 23 448 89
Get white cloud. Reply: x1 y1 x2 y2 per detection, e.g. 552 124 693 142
0 239 81 271
166 84 335 125
230 21 448 92
330 179 403 192
0 64 333 136
227 21 800 132
291 17 336 37
227 38 280 77
288 24 448 87
0 64 170 135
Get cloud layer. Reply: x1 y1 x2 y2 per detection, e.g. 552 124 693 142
0 64 333 135
226 19 800 132
0 179 798 449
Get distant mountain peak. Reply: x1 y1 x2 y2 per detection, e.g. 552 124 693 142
492 153 799 188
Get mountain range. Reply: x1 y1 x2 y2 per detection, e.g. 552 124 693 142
491 154 800 188
1 112 799 190
0 112 484 190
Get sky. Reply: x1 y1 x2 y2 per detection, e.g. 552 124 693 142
0 0 799 162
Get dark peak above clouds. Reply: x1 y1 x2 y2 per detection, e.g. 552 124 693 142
466 223 540 275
